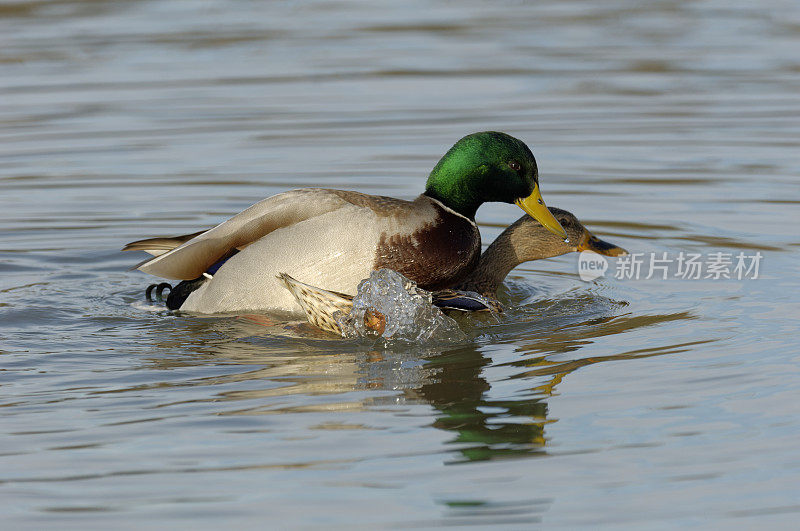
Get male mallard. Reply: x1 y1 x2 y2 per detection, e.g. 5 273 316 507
279 207 627 334
125 132 567 314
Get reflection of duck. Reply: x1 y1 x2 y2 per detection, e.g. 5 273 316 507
135 300 686 465
280 207 627 334
417 345 550 463
124 132 566 314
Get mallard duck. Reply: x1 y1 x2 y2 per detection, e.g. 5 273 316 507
125 132 567 314
279 207 627 334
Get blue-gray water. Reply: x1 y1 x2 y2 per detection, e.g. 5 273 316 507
2 0 799 528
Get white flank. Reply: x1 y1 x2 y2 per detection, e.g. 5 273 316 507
180 206 381 314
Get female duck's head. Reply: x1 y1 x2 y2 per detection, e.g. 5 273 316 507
424 132 567 239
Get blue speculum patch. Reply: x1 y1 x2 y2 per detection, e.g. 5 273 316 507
206 249 239 275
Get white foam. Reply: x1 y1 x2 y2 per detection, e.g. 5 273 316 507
336 269 466 343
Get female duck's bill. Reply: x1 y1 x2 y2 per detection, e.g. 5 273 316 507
576 230 628 256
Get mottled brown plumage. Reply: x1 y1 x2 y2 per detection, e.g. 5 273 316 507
456 207 627 297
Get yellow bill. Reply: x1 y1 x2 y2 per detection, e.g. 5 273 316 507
515 183 568 241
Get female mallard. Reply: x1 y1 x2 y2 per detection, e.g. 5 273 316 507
279 207 627 334
125 132 567 314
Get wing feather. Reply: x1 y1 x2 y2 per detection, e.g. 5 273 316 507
129 189 355 280
432 289 502 313
122 230 206 256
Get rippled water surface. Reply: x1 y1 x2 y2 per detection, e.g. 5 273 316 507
2 0 799 527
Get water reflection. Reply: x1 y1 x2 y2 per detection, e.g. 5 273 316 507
127 294 702 465
418 307 701 464
420 345 549 463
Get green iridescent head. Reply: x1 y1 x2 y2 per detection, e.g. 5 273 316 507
425 132 566 238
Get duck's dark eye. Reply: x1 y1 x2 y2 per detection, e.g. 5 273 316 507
508 160 521 171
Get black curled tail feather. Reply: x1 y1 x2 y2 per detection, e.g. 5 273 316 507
145 276 207 310
146 282 173 302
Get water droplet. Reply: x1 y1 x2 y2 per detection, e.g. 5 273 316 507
336 269 466 343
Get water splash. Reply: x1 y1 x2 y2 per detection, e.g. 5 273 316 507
336 269 466 343
131 300 169 313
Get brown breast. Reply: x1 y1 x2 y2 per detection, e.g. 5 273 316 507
373 200 481 291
